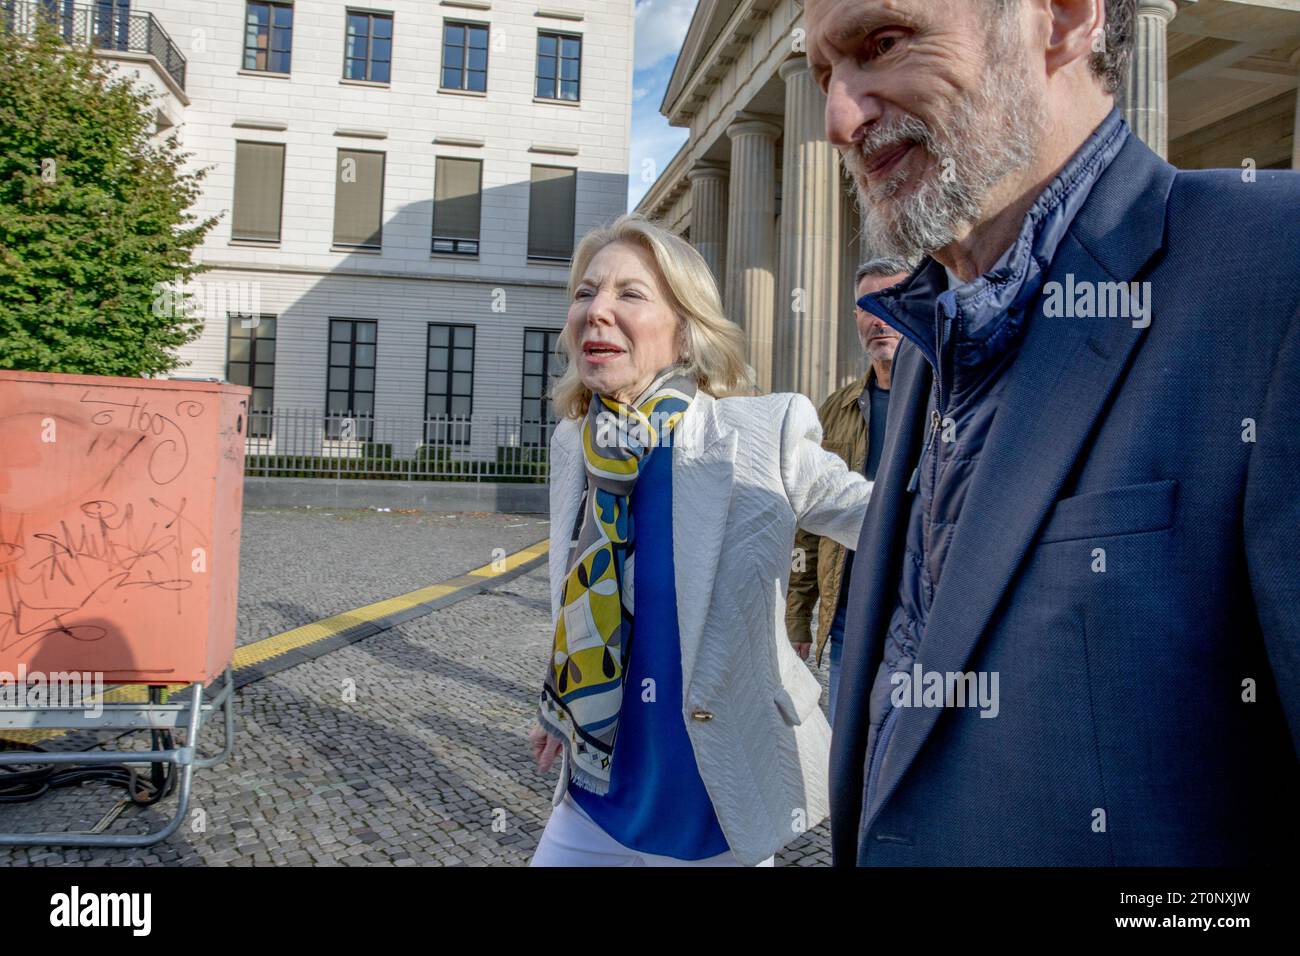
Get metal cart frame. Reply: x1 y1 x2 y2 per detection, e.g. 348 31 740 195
0 666 236 848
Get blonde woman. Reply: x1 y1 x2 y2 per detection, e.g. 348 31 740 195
528 214 871 867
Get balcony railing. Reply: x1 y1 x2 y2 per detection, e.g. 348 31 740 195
2 1 186 90
243 410 559 483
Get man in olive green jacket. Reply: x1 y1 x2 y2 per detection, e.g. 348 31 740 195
786 257 910 722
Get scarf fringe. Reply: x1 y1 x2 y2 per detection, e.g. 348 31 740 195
565 761 611 797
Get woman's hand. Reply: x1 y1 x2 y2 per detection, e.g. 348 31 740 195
529 724 564 775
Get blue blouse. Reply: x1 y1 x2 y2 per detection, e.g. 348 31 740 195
569 443 730 859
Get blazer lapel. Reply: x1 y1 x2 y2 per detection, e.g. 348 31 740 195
830 339 930 861
672 391 738 687
861 136 1178 832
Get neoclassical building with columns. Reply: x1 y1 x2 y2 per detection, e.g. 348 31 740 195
636 0 1300 407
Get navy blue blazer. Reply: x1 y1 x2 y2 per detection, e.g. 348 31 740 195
830 131 1300 865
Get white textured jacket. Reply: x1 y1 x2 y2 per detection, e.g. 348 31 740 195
545 389 872 865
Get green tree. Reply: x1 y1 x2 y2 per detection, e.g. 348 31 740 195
0 18 219 376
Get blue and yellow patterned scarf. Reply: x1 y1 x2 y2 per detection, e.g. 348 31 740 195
539 364 697 794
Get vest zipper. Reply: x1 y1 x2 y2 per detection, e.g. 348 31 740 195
870 296 955 823
907 404 942 493
906 306 954 493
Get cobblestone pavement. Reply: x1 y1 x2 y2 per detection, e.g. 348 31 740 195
234 508 554 645
0 508 832 867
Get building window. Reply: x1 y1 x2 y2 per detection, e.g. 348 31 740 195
243 2 293 74
333 148 385 250
34 1 76 42
343 9 392 83
521 328 563 447
93 0 130 52
527 165 576 262
227 315 276 438
426 324 474 445
231 141 285 243
441 20 487 92
431 157 481 256
327 319 377 439
536 31 580 101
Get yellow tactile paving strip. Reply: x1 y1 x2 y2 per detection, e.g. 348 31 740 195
0 538 550 747
232 536 547 669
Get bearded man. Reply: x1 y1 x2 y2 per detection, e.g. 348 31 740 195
804 0 1300 865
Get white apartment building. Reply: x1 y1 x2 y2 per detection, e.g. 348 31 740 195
20 0 632 456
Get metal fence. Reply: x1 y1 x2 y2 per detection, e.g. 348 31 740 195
3 0 187 89
243 409 558 482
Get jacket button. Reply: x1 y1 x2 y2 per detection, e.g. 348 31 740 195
690 709 714 721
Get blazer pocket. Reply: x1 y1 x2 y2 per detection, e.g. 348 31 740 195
1038 478 1177 545
774 655 824 726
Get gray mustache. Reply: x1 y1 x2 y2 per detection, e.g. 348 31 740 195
844 115 937 174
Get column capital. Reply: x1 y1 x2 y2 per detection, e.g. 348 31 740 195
778 55 809 81
687 162 729 183
1137 0 1178 21
727 111 783 141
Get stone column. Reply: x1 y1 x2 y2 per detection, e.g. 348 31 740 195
776 55 843 405
687 164 729 290
1122 0 1178 159
837 180 863 388
724 114 782 392
1291 50 1300 171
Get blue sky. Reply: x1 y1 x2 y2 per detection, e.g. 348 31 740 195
627 0 699 211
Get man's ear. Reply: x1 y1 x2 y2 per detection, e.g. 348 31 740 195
1044 0 1105 76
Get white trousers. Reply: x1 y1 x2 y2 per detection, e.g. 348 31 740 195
530 792 775 867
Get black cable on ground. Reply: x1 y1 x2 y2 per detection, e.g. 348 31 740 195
0 731 179 806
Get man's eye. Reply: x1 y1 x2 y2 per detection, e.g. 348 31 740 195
874 34 900 57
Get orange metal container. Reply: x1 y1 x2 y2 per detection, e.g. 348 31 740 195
0 371 250 685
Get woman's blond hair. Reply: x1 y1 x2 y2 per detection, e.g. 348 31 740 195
550 213 753 420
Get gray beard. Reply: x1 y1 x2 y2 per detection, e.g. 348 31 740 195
846 34 1046 263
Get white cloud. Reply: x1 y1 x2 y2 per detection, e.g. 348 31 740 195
634 0 697 71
